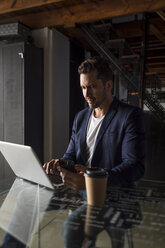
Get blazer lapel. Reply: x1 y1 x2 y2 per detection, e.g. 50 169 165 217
92 97 119 156
79 108 92 162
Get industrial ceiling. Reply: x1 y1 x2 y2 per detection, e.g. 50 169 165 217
0 0 165 95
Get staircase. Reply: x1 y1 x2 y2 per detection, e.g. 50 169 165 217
78 22 165 122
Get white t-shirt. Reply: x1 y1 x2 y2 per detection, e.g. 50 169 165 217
86 113 105 167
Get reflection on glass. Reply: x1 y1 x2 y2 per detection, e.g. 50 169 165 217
0 178 53 247
2 179 165 247
62 198 142 248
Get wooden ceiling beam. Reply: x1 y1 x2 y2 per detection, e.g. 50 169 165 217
0 0 63 15
115 17 165 39
148 62 165 68
145 71 157 75
132 44 165 52
147 57 165 63
149 68 165 73
0 0 165 29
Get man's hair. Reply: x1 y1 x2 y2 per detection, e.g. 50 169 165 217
78 56 113 84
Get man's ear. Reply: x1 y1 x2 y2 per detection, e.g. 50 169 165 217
106 80 113 91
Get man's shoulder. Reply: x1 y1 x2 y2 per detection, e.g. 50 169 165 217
75 107 91 120
111 97 144 125
72 107 92 129
115 97 142 114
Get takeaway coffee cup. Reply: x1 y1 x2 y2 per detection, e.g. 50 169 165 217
84 168 108 206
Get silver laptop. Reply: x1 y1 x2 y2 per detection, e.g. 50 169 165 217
0 141 63 190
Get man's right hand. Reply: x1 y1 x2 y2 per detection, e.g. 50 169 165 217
43 159 59 174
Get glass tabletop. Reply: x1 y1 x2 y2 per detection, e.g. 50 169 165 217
0 178 165 248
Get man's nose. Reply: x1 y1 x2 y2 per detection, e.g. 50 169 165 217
85 88 91 98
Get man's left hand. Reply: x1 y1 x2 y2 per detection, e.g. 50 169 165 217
57 165 86 190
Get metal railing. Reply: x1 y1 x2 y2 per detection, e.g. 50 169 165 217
78 23 165 122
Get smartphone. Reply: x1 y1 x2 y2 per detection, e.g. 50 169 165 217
58 159 76 173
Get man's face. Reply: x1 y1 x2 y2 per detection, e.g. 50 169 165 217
80 70 111 109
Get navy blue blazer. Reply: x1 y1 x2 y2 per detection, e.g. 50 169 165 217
63 97 145 186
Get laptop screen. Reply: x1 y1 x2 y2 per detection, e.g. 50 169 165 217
0 141 54 189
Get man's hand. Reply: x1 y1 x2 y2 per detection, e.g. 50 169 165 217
43 159 59 174
57 164 86 190
74 164 87 173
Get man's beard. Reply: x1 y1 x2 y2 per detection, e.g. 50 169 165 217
87 93 107 109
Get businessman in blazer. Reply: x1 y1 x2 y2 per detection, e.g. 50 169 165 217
44 56 145 190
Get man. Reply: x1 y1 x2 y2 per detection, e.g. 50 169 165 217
44 56 145 190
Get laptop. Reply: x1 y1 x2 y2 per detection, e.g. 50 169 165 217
0 141 63 190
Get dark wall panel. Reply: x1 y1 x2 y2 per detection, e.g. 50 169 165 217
24 43 43 162
69 41 85 136
0 41 43 179
0 46 4 178
3 44 24 144
144 112 165 181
